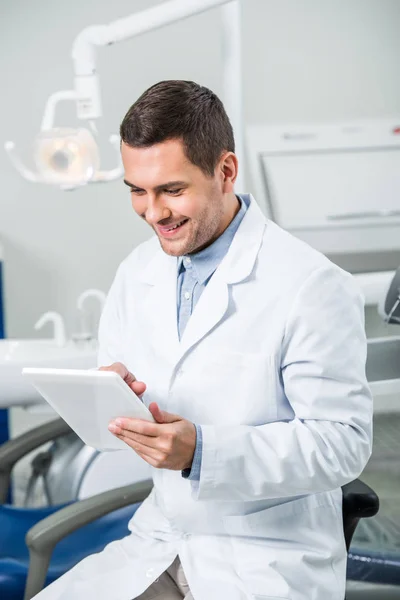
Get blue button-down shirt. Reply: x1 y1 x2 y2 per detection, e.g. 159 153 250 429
178 194 248 480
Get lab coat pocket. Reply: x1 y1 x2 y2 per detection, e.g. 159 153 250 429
224 491 335 539
224 492 333 539
224 491 343 599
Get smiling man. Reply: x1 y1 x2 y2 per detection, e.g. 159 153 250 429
34 81 372 600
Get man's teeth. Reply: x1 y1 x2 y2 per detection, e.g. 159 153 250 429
167 220 186 231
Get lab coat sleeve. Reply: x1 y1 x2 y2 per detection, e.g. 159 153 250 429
194 265 373 502
97 264 126 367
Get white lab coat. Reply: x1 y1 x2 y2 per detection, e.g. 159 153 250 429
35 196 372 600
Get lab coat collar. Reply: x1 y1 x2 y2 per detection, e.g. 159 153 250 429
221 193 266 284
177 194 247 286
140 195 266 287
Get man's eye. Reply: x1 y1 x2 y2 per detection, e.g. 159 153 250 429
166 189 183 195
130 189 146 195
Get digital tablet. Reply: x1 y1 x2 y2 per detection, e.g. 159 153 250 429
22 367 154 451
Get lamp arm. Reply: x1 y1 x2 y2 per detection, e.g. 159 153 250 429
69 0 244 187
72 0 233 74
70 0 235 121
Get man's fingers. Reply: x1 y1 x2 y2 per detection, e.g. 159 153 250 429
116 434 165 465
130 381 147 397
149 402 164 423
116 435 153 459
99 362 128 378
109 418 158 437
99 362 146 397
112 428 165 451
136 452 158 468
148 402 180 424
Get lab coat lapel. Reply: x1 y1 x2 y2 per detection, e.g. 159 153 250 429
139 247 228 366
139 248 181 365
178 196 267 359
178 273 229 358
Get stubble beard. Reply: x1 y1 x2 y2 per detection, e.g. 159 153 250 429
157 204 224 257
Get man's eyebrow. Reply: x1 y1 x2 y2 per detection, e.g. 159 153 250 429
123 180 188 192
123 179 142 189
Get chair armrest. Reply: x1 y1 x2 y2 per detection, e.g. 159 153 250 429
0 418 71 503
23 479 153 600
26 479 153 552
342 478 379 551
342 478 380 519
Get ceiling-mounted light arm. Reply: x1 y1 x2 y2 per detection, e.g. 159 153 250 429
71 0 236 75
70 0 238 118
5 0 243 190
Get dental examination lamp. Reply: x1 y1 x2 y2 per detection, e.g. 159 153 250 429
5 0 243 191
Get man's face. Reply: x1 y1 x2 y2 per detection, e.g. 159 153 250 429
121 139 235 256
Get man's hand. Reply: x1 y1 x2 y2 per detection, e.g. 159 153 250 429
99 362 146 397
108 402 196 471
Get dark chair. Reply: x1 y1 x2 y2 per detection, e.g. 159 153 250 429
342 479 379 551
340 479 400 594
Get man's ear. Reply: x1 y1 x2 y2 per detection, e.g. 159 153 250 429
219 152 238 193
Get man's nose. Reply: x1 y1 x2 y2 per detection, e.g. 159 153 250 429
145 196 171 225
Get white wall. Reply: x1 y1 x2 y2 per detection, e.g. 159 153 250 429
1 0 400 338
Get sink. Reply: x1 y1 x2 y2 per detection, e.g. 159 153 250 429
0 339 97 407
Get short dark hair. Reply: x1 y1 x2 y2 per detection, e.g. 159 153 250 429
120 80 235 177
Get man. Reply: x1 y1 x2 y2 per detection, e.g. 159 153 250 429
35 80 372 600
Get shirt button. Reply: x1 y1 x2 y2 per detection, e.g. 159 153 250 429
184 257 191 266
184 291 191 300
146 568 155 578
183 532 191 539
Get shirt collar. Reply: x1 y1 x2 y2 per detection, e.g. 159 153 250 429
178 194 248 285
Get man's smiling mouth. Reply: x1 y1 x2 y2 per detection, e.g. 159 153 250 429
157 219 189 236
